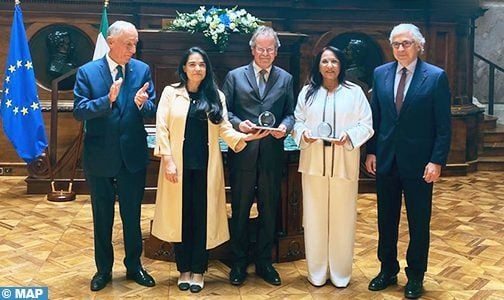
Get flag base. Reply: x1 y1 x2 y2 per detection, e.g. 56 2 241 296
47 190 76 202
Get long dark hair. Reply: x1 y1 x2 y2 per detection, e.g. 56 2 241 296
305 46 349 105
176 47 223 124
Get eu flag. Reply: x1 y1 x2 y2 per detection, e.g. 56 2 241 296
1 3 47 163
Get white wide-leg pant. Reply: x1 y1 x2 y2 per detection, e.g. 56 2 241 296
302 173 358 287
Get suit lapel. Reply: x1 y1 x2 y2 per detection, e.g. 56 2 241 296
400 59 427 115
117 61 134 115
98 56 113 88
263 66 279 100
244 63 262 103
384 62 398 117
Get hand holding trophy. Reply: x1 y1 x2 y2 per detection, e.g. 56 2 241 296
314 121 341 142
254 111 284 132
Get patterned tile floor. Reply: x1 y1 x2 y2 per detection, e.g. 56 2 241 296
0 172 503 299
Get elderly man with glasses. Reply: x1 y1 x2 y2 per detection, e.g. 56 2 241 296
222 25 295 287
365 23 452 299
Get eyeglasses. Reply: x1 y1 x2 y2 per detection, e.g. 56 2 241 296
391 40 415 49
255 47 276 54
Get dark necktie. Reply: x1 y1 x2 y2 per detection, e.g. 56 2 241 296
396 67 407 114
115 65 124 106
115 65 124 81
258 69 267 98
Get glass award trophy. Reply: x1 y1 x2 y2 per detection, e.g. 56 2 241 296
254 111 283 131
317 122 332 138
314 121 341 142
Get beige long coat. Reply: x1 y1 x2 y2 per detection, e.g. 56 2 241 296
151 85 246 249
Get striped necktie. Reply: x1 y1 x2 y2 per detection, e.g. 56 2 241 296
258 69 267 98
396 67 407 114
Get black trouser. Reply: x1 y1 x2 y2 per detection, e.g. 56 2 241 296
174 168 208 274
229 163 281 268
86 164 146 274
376 162 433 281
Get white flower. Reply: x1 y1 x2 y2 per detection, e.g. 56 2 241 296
236 9 246 17
167 6 263 51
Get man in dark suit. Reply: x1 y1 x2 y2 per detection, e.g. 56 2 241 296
365 23 451 299
73 20 156 291
222 26 295 286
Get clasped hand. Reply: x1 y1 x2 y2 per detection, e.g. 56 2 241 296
108 78 123 104
302 130 348 146
134 82 150 107
238 120 287 139
108 80 150 107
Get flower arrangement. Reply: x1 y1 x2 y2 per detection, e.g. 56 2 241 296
166 6 263 52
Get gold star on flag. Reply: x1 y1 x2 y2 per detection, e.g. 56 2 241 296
30 102 39 110
8 65 16 72
5 76 10 83
21 107 29 115
13 107 19 114
17 60 22 68
6 99 13 107
4 88 9 95
24 61 33 70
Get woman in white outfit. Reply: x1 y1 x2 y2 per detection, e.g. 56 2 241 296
292 46 374 287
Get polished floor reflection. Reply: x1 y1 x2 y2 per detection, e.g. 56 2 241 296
1 171 504 299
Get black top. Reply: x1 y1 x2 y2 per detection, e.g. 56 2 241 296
183 90 209 170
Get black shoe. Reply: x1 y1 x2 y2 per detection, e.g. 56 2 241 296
256 264 281 286
368 272 397 291
229 266 247 285
404 279 423 299
126 268 156 287
90 272 112 291
177 272 191 291
178 281 190 291
189 274 204 293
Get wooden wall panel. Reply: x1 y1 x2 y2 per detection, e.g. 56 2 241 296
0 0 483 177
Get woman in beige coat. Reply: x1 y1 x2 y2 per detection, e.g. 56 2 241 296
152 47 268 293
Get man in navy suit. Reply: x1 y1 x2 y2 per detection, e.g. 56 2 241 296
223 26 295 286
365 23 451 299
73 20 156 291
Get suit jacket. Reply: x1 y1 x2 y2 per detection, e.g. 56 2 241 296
222 62 295 171
366 59 451 179
73 56 156 177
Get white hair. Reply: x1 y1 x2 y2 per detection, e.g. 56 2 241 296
249 25 281 49
389 23 425 53
107 20 136 37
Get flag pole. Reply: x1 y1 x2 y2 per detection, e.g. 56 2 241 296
105 0 109 8
15 0 20 4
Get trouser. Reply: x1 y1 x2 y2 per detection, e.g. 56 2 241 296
229 164 281 268
302 172 358 287
87 164 146 274
376 162 433 280
174 168 208 273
